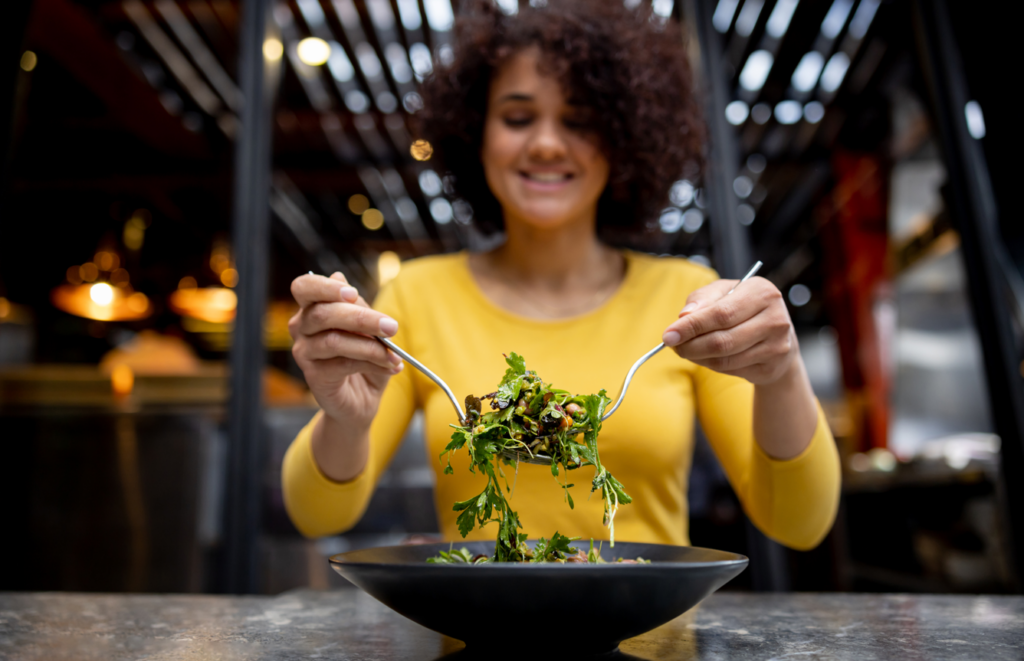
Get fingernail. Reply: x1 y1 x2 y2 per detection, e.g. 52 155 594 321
663 330 682 346
393 361 404 373
379 317 399 337
680 302 698 314
340 286 358 302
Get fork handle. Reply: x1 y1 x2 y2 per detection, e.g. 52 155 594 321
376 337 466 423
601 261 763 422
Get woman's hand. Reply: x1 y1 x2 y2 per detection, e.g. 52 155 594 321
663 276 818 460
661 277 797 386
289 272 404 428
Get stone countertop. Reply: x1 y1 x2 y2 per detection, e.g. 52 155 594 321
1 589 1021 660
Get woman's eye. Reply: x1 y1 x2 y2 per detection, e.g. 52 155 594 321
503 116 533 127
563 113 593 130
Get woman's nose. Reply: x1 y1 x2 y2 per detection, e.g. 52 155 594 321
526 119 568 161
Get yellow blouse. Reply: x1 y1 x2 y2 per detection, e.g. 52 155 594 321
282 251 840 550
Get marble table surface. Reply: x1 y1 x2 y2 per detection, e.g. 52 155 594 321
1 589 1021 660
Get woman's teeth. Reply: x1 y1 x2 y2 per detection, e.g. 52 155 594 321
524 172 569 182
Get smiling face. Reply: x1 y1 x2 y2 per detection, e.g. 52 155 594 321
481 47 611 232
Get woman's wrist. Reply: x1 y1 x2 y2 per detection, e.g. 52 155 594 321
311 411 372 483
752 347 818 460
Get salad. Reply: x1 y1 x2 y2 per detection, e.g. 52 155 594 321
431 352 633 563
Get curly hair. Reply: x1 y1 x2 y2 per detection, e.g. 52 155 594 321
417 0 704 238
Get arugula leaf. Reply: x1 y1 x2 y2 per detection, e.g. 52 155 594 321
494 352 527 407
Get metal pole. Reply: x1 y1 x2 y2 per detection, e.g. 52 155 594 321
223 0 275 594
685 0 788 592
687 0 752 279
913 0 1024 590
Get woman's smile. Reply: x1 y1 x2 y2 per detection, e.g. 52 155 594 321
519 169 574 191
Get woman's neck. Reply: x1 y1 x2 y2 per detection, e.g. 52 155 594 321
469 211 626 319
493 211 616 288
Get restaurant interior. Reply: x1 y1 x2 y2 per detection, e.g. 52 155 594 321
1 0 1022 601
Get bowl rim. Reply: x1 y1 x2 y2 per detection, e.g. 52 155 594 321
329 539 749 570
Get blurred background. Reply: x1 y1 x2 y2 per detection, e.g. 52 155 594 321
1 0 1022 595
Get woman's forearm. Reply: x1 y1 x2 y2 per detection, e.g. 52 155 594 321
310 412 372 482
752 334 819 460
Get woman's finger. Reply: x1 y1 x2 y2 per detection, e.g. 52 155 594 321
291 273 360 308
673 314 766 362
303 356 403 383
677 278 735 316
299 329 402 368
294 301 399 339
693 326 793 373
663 277 778 347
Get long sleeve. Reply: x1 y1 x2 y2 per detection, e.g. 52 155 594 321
281 283 418 538
695 366 841 551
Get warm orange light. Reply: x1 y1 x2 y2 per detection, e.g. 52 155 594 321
66 266 83 285
124 217 146 251
410 139 433 161
210 241 233 276
348 194 370 215
362 208 385 230
178 276 197 290
126 292 149 314
80 262 99 283
111 268 130 285
0 297 9 319
90 282 114 306
95 251 118 271
378 251 401 286
220 268 238 288
20 51 37 72
111 364 134 397
168 287 238 323
50 284 152 322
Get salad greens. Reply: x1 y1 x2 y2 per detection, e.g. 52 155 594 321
434 352 633 563
427 537 651 565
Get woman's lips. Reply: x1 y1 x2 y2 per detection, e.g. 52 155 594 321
519 171 573 191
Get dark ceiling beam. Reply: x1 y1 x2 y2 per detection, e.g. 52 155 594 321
25 0 208 158
9 168 366 192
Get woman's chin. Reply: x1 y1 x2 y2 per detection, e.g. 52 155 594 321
504 205 589 231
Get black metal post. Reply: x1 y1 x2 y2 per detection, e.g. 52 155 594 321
686 0 789 592
688 0 752 279
913 0 1024 590
223 0 275 594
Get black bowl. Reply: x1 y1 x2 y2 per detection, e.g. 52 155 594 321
330 540 747 656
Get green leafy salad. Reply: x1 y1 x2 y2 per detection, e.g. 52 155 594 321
428 352 636 564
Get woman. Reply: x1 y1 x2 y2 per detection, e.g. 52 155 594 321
282 0 840 551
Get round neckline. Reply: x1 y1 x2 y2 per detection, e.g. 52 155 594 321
456 249 641 327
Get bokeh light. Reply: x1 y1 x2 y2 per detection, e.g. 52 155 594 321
410 139 433 161
378 251 401 286
90 282 115 306
297 37 331 66
80 262 99 283
788 283 812 307
111 364 134 397
220 268 239 288
348 194 370 214
20 51 37 72
263 38 284 62
362 208 385 230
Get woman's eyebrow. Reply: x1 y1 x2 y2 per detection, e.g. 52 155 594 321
496 93 534 103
